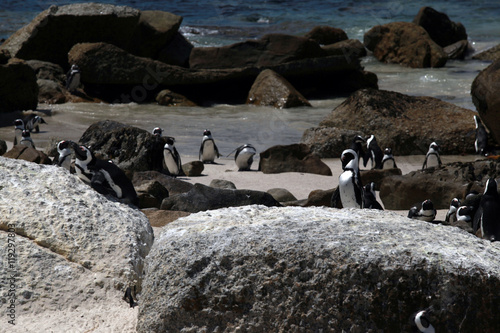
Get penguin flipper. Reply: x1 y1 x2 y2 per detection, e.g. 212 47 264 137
214 143 220 158
331 187 341 208
90 171 114 196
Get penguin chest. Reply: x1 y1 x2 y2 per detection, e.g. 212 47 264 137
339 171 361 208
426 154 440 168
236 152 254 170
58 152 72 170
164 150 180 175
20 139 34 149
14 129 22 144
201 140 216 162
382 158 395 169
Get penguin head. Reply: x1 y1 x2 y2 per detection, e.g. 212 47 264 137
384 147 392 155
484 178 498 196
14 119 24 128
456 206 473 222
422 199 434 211
71 143 94 164
21 130 31 138
352 135 366 145
57 140 72 152
152 127 163 136
164 137 176 152
412 308 435 333
429 142 440 152
450 197 461 209
35 116 47 124
71 64 80 71
341 149 358 171
203 129 212 137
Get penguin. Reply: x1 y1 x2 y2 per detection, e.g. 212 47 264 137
350 135 367 167
381 147 397 169
363 182 383 210
163 137 183 177
336 149 364 209
422 142 442 170
411 308 435 333
474 115 488 155
199 129 220 164
20 130 35 149
364 135 384 169
24 114 47 133
13 119 24 145
408 199 436 222
233 144 256 171
123 286 138 308
70 143 139 207
477 178 500 241
56 140 72 171
152 127 163 136
456 206 474 223
445 197 461 223
66 64 81 93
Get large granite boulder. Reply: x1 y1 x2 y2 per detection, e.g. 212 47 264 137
132 171 194 196
0 58 39 113
0 3 182 67
413 6 467 48
160 183 281 213
246 69 311 108
137 206 500 332
310 89 475 156
78 120 166 173
473 44 500 62
471 59 500 144
322 39 367 58
258 143 332 175
364 21 448 68
3 145 52 164
0 157 153 329
303 26 348 45
301 127 367 158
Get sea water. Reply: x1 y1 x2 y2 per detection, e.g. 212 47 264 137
0 0 499 156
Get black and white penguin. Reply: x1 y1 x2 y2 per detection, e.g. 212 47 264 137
363 182 383 210
71 143 139 207
152 127 163 136
234 144 256 171
199 129 220 164
56 140 72 171
365 135 384 169
408 199 437 222
351 135 367 166
474 115 488 155
381 147 398 169
20 130 35 149
456 206 474 223
66 64 81 93
163 137 183 177
445 197 461 223
412 309 435 333
422 142 442 170
477 178 500 241
13 119 24 145
337 149 364 209
123 286 138 308
24 114 47 133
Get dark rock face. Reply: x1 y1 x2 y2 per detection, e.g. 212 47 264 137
3 145 52 164
246 69 311 108
258 143 332 175
182 161 204 177
443 40 469 60
26 60 67 85
413 6 467 48
135 180 169 209
304 26 348 45
137 206 500 332
471 60 500 144
322 39 367 58
473 44 500 62
156 89 197 106
364 22 447 68
156 32 193 67
132 171 194 196
160 183 281 212
0 59 39 112
37 79 67 104
301 127 367 158
314 89 475 156
79 120 166 172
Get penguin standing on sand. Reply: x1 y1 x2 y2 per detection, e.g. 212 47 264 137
474 115 488 155
332 149 364 209
408 199 437 222
199 129 220 164
70 143 139 207
445 198 461 223
163 137 183 177
365 135 384 169
477 178 500 241
422 142 442 170
66 64 81 93
232 144 257 171
13 119 24 145
24 114 47 133
56 140 72 171
20 130 35 149
381 147 397 169
363 182 383 210
411 308 435 333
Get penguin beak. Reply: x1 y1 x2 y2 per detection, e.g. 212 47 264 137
70 141 87 160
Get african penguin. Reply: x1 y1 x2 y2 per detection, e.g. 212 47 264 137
445 198 461 223
234 144 256 171
20 130 35 149
66 64 81 93
199 129 220 164
456 206 474 224
13 119 24 145
381 147 397 169
152 127 163 136
24 114 47 133
123 286 138 308
363 182 383 210
408 199 436 222
412 309 435 333
70 143 139 207
56 140 73 171
422 142 442 170
350 135 367 166
474 115 488 155
337 149 364 209
478 178 500 241
365 135 384 169
163 137 183 177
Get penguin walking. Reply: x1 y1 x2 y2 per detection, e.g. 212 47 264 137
365 135 384 169
56 140 73 171
422 142 442 170
474 115 488 155
199 129 220 164
152 127 163 136
163 137 183 177
13 119 24 145
66 64 81 93
332 149 364 209
363 182 383 210
477 178 500 241
20 130 35 149
411 308 435 333
231 144 256 171
24 114 47 133
445 198 461 223
408 199 436 222
70 143 139 207
381 147 397 169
